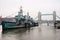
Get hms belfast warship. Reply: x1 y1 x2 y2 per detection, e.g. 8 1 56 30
1 6 38 29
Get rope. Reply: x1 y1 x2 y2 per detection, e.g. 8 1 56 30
5 12 17 18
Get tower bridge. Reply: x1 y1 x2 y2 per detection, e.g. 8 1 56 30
38 11 60 26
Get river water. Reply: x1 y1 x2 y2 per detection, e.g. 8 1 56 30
1 24 60 40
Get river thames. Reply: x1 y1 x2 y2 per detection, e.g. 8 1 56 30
1 24 60 40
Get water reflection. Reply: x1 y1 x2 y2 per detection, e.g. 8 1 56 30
2 28 27 34
2 27 33 40
0 25 2 40
1 24 60 40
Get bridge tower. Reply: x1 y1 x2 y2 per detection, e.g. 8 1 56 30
38 11 41 24
53 11 56 23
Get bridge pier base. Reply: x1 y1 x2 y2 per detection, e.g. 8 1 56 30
47 22 49 26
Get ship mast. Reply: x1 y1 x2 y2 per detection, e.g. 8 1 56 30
15 0 23 20
15 6 23 20
18 6 23 16
18 0 23 16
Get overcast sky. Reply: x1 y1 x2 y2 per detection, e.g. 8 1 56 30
0 0 60 20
